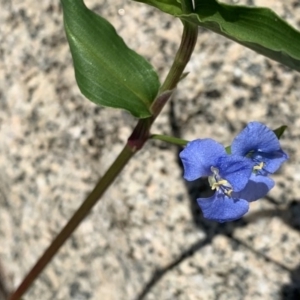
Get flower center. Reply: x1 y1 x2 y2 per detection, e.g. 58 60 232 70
247 150 266 174
208 167 233 196
252 156 266 175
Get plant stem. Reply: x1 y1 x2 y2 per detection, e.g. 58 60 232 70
9 20 198 300
181 0 195 15
158 22 198 98
150 134 188 146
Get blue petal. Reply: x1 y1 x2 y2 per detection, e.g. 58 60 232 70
197 191 249 222
231 122 281 156
254 149 288 174
179 139 226 181
232 174 274 202
217 155 254 192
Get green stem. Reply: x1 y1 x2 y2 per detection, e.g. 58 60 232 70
181 0 195 14
130 21 198 149
9 20 198 300
150 134 188 146
158 21 198 97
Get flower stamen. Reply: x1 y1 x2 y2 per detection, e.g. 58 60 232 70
209 167 233 196
253 161 264 171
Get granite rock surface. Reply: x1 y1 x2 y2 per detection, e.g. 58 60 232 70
1 0 300 299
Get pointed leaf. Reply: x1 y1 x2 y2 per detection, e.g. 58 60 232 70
179 0 300 72
139 0 300 72
273 125 287 139
61 0 160 118
134 0 182 15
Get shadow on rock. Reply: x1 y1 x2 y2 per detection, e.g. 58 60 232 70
134 102 300 300
280 265 300 300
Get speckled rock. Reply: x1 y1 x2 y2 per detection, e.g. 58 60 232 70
1 0 300 300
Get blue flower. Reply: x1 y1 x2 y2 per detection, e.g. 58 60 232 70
179 122 288 222
232 173 275 202
179 139 254 222
230 122 288 202
231 122 288 175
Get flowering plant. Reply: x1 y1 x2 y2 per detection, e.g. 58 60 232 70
7 0 297 299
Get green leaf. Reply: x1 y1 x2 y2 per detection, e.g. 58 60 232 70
180 0 300 72
61 0 160 118
133 0 183 15
138 0 300 72
273 125 287 139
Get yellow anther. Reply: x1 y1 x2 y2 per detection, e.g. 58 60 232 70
211 179 229 191
253 162 264 171
209 171 233 196
217 179 229 186
224 189 233 196
211 182 217 190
